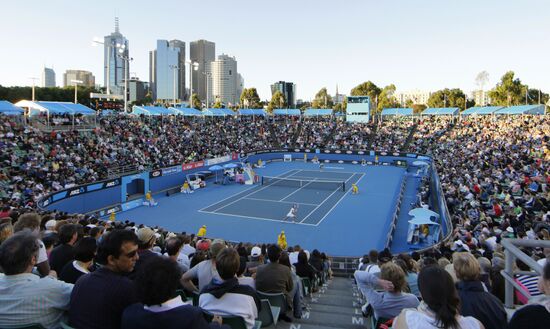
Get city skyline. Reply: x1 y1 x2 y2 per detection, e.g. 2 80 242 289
0 0 549 101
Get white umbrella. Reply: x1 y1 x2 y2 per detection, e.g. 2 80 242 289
408 207 440 220
412 160 429 167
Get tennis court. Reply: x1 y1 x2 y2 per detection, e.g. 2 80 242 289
199 169 364 226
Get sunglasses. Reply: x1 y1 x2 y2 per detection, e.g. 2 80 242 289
124 250 138 258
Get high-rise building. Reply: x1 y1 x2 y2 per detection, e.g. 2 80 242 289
471 89 491 106
169 40 186 101
103 17 129 95
63 70 95 87
208 54 239 106
149 40 185 102
41 67 56 87
270 81 296 108
128 78 148 103
394 90 432 106
237 74 244 105
190 39 215 102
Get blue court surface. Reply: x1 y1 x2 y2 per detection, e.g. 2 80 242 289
118 161 408 256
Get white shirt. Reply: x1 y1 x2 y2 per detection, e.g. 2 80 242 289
181 244 196 256
400 309 481 329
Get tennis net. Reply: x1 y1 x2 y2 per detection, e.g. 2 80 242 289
261 176 346 191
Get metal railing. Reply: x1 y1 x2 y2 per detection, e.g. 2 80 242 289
501 238 550 308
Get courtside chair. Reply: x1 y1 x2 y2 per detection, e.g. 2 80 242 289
0 325 46 329
60 320 76 329
300 277 311 297
256 291 288 315
202 310 261 329
257 299 280 328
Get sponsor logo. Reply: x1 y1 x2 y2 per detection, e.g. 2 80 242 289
150 170 161 178
68 187 84 196
324 159 330 163
358 151 365 155
335 150 341 154
104 179 119 188
324 150 331 153
182 161 204 171
294 149 300 152
338 160 344 164
41 198 51 207
352 161 358 164
162 166 182 176
346 151 352 154
381 152 388 156
305 149 311 152
393 152 400 156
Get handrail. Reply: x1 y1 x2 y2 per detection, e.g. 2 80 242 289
500 238 550 308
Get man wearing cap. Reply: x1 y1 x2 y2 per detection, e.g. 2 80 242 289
129 227 161 279
44 219 57 235
181 239 225 293
246 246 263 275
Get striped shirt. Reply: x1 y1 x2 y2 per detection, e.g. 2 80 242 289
0 273 73 329
516 274 542 297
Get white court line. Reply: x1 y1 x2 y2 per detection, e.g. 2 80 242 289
244 197 319 207
198 209 317 226
199 169 298 212
324 166 345 170
279 179 318 202
314 173 366 227
293 169 359 175
298 184 345 224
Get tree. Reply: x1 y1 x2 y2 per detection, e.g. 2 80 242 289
475 71 489 91
488 71 527 106
191 93 201 109
240 88 262 108
267 91 286 114
412 104 427 114
376 84 400 112
333 97 347 113
213 99 223 108
350 81 381 101
311 88 333 109
427 88 468 110
405 99 414 108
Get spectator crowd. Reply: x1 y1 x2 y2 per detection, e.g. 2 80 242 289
0 112 549 328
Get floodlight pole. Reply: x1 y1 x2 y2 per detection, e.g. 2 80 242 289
29 77 38 101
71 80 83 104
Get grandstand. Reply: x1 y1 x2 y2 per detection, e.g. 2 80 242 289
0 106 548 329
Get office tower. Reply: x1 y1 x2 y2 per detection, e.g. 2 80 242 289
149 40 185 102
190 39 215 102
63 70 95 87
208 54 238 106
271 81 296 108
41 67 56 87
103 17 129 95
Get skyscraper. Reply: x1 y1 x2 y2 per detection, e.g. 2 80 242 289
208 54 238 106
41 67 56 87
149 40 184 102
103 17 129 95
270 81 296 108
190 39 215 102
63 70 95 87
169 40 186 101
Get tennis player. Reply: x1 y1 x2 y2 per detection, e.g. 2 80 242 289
284 204 299 222
319 162 324 171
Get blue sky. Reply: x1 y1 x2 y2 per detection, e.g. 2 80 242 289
1 0 549 100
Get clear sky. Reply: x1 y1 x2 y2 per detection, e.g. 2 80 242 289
1 0 549 101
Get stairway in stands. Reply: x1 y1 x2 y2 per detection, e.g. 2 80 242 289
268 121 281 148
402 123 418 151
290 121 303 148
279 277 367 329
